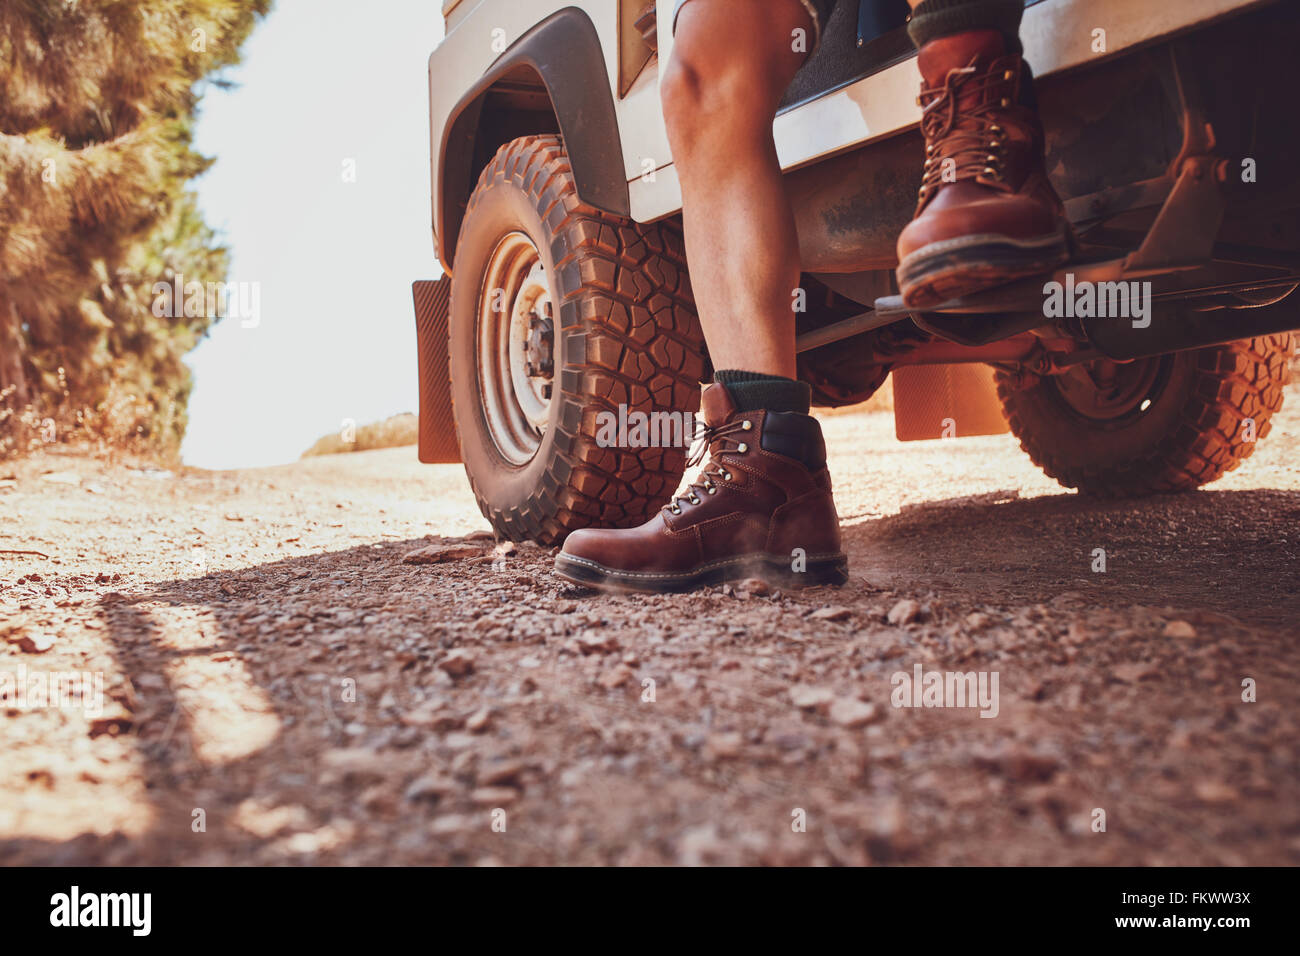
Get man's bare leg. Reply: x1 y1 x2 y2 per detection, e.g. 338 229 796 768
553 0 848 593
659 0 814 379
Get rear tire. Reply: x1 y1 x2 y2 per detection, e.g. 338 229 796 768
995 334 1293 495
450 135 705 543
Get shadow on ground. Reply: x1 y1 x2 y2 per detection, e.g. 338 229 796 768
3 486 1297 865
847 488 1300 631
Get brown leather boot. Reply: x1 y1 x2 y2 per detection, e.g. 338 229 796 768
555 384 848 593
896 28 1070 308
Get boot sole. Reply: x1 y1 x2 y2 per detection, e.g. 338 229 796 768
897 226 1070 309
554 551 849 594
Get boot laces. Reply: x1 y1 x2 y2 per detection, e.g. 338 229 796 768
917 58 1021 204
664 418 752 514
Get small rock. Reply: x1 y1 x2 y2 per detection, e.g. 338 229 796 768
738 578 771 597
438 649 476 678
429 814 474 835
973 745 1058 782
677 823 725 866
405 773 456 802
402 544 482 565
810 606 852 622
471 786 519 807
1163 620 1197 639
40 471 81 486
1065 621 1093 645
359 785 397 814
479 759 527 787
887 599 922 626
401 702 459 730
829 698 881 729
578 633 620 655
89 709 133 738
1048 591 1088 610
598 663 634 689
703 732 744 760
466 708 493 732
865 798 916 861
320 748 390 782
1114 661 1160 683
789 684 835 713
5 630 56 654
1193 780 1239 804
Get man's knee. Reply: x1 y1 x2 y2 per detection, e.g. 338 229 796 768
659 47 707 143
660 40 752 146
660 6 805 147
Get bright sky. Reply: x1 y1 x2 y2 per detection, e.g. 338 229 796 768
182 0 446 469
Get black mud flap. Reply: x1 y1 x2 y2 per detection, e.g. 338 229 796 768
412 277 461 464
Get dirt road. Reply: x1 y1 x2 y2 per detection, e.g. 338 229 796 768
2 403 1298 865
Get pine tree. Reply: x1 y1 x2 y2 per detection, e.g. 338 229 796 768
0 0 272 458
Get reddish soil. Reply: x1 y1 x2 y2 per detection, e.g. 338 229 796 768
2 404 1297 865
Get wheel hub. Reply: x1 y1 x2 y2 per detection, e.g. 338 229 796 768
524 306 554 383
478 233 556 465
1053 356 1165 422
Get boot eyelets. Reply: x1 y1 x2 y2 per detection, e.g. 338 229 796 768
737 443 748 454
983 167 997 176
1000 97 1010 108
721 470 732 481
688 493 701 505
669 504 681 514
706 486 716 495
742 420 752 430
991 125 1003 134
1003 70 1014 81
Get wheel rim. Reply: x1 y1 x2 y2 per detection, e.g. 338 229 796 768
1051 355 1169 423
477 232 555 466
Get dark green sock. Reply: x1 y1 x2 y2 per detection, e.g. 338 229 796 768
714 369 811 415
907 0 1024 54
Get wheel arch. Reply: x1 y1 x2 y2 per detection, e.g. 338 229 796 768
434 7 631 274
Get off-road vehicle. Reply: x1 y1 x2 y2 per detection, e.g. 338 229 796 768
415 0 1299 543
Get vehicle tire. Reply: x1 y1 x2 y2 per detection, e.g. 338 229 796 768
995 334 1293 496
449 135 705 544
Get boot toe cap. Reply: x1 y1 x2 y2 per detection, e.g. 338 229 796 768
559 527 607 564
899 192 1063 260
